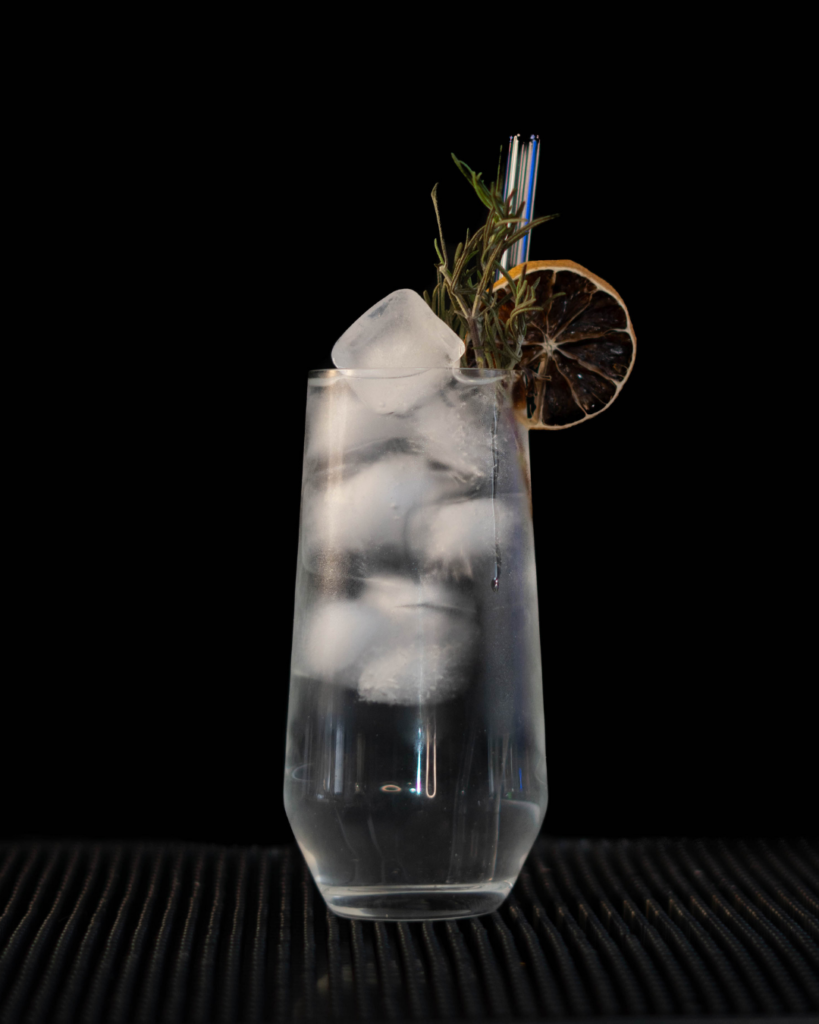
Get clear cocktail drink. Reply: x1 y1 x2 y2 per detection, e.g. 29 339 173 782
284 367 547 921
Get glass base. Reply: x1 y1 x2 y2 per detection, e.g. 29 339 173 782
318 881 513 921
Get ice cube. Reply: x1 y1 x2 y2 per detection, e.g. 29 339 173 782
338 368 445 418
407 497 513 580
360 575 475 616
295 598 382 687
358 644 463 705
356 575 478 704
331 290 465 416
410 386 492 487
332 289 464 369
304 373 410 468
292 577 477 703
301 453 463 572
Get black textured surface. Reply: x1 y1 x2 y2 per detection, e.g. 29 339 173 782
1 837 818 1022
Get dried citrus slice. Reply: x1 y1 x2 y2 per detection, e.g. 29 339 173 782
490 259 636 429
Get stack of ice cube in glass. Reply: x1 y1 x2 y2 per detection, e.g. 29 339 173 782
295 290 515 705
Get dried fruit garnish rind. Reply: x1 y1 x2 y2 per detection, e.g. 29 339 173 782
488 259 636 429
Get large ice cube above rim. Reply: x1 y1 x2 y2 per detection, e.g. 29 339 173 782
332 289 465 368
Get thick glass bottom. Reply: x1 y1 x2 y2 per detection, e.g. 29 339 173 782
318 881 513 921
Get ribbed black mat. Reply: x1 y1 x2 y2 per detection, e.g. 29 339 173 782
1 837 818 1022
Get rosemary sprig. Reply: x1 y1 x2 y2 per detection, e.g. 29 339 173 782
423 152 558 369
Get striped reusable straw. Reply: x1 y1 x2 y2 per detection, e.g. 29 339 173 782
497 134 541 279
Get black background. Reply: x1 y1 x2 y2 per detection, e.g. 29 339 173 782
5 70 812 849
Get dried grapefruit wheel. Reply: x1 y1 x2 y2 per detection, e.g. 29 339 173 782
491 259 636 429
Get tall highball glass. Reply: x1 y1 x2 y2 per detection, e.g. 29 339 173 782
284 368 547 920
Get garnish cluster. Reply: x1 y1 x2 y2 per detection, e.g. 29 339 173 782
424 153 559 370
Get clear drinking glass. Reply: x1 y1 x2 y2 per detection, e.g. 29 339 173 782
284 368 547 921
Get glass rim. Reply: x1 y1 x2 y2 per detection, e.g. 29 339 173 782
308 367 517 378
